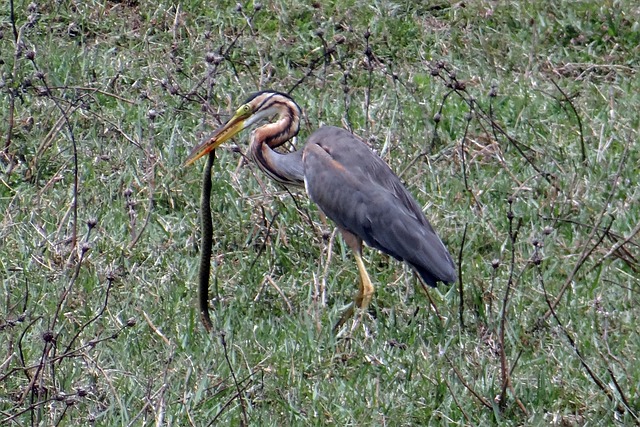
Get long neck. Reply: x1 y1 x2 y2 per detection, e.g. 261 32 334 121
249 96 304 187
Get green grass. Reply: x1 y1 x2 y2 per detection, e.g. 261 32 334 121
1 0 639 425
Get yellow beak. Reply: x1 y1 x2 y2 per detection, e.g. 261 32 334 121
184 113 247 166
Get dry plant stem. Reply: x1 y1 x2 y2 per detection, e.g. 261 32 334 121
32 68 83 256
143 311 171 346
589 216 640 274
288 39 341 94
129 161 156 250
61 276 114 356
434 70 562 193
50 246 89 333
444 378 472 423
606 366 639 422
538 268 634 422
220 332 248 426
419 282 443 324
457 224 467 327
4 0 22 152
460 105 472 192
498 198 526 413
549 78 586 164
265 275 293 314
179 9 258 110
540 143 628 323
31 105 80 180
507 349 528 415
249 210 279 271
364 30 373 135
154 352 174 427
208 376 255 427
445 354 493 410
49 86 136 104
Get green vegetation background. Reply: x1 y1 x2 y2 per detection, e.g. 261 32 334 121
1 0 638 425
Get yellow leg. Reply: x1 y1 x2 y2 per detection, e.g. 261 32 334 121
354 252 374 309
333 251 375 332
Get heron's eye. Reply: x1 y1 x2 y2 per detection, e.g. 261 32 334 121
238 104 251 116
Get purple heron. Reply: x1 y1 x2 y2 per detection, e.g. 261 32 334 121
186 90 456 329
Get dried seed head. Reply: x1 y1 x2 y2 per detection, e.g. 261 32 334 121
333 34 346 44
87 217 98 229
454 80 466 90
126 317 137 327
491 258 500 269
433 112 441 123
77 388 88 397
205 52 217 63
254 3 262 11
26 50 35 60
543 226 553 235
42 330 55 342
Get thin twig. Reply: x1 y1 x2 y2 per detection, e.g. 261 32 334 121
549 78 586 164
220 332 248 426
61 275 114 357
539 268 629 418
538 143 628 323
265 275 294 314
445 354 493 410
143 311 172 346
457 224 467 328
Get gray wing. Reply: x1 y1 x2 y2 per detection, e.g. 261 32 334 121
302 126 456 286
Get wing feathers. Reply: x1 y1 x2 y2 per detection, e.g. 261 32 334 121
302 126 456 286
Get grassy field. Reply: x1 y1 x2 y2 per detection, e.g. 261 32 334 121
1 0 639 425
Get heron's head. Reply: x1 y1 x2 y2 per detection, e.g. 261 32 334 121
184 90 300 166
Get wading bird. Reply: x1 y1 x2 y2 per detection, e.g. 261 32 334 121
186 90 456 329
